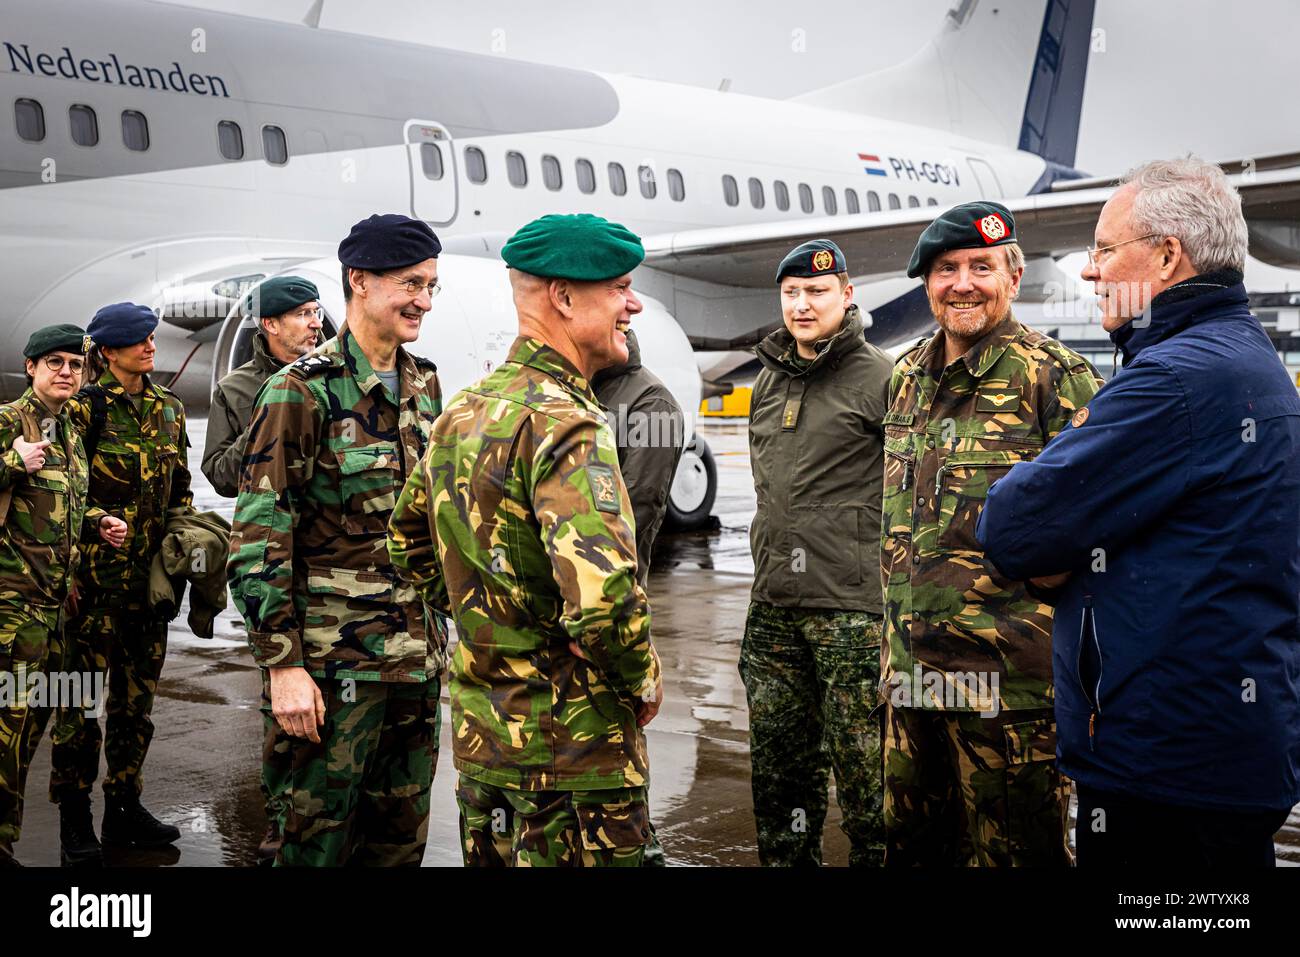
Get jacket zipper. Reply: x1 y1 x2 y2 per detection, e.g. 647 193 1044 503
1077 594 1104 750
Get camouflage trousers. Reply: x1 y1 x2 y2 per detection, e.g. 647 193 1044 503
456 775 650 867
274 676 440 867
739 602 885 867
0 608 64 858
260 670 289 839
882 703 1071 867
50 601 167 803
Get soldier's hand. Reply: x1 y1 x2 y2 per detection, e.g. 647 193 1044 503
269 666 326 743
98 515 128 548
13 437 51 473
636 681 664 728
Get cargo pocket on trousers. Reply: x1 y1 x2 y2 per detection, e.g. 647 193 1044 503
572 799 652 858
1001 715 1069 865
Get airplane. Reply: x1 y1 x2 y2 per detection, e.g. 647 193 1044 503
3 0 1299 526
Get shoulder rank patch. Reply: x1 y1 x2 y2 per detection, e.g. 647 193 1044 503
587 464 621 514
1071 406 1090 428
412 355 438 371
287 354 334 379
976 388 1021 413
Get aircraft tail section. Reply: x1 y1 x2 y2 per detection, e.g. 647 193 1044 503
792 0 1096 167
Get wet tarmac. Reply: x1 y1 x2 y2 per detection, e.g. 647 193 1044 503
12 420 1300 866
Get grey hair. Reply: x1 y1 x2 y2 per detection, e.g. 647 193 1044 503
1119 157 1248 272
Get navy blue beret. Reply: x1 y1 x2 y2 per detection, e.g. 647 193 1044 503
776 239 848 283
338 214 442 270
87 302 159 347
907 201 1018 278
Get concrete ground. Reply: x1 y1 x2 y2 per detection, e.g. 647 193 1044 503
10 420 1299 866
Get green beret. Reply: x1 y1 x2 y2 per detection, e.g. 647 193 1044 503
24 323 90 360
907 201 1018 278
501 213 644 281
776 239 848 283
248 275 320 319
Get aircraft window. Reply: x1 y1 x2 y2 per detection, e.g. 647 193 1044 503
576 158 596 193
465 146 487 183
15 98 45 141
262 124 287 165
908 195 920 208
420 142 443 180
722 174 739 207
69 104 98 147
867 190 881 212
822 186 838 215
638 165 657 199
122 110 149 151
668 168 685 201
542 154 562 191
845 189 860 215
217 120 244 161
506 151 527 187
798 183 814 214
774 180 790 211
927 197 938 206
748 177 765 209
608 162 627 196
888 193 901 210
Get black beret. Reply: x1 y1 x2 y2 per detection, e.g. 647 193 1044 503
87 302 159 347
249 275 319 319
24 323 90 360
776 239 848 283
907 201 1018 278
501 213 644 281
338 213 442 270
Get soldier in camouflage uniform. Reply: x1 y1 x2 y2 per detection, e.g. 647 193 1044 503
227 214 445 867
388 213 663 867
0 326 127 867
201 274 322 864
880 203 1102 866
51 304 194 865
742 239 894 867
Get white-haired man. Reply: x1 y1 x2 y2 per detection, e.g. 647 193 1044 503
978 157 1300 867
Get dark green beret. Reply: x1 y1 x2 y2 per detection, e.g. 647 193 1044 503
24 323 90 360
501 213 644 281
776 238 848 283
249 275 319 319
907 201 1018 278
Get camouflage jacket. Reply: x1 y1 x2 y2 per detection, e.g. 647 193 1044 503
0 390 105 625
69 370 193 601
881 315 1102 712
388 336 660 791
227 325 444 683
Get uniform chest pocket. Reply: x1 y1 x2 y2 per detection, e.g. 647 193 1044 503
338 444 399 535
935 448 1032 552
26 468 72 544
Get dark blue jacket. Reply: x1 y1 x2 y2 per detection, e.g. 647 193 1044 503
976 272 1300 812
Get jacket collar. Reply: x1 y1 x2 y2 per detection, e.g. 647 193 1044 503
508 336 595 401
18 387 65 423
252 332 287 372
338 324 418 403
1110 268 1247 365
755 304 867 376
95 367 162 406
591 327 643 389
918 312 1022 380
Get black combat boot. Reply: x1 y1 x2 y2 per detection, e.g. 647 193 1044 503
102 794 181 847
59 794 104 867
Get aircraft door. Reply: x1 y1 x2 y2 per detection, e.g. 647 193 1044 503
966 157 1005 199
405 120 458 226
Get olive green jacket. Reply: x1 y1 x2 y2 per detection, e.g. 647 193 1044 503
203 333 285 498
748 305 893 612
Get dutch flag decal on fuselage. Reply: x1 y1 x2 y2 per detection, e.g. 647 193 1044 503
858 153 888 177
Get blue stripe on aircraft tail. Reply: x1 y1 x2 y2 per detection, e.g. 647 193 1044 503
1018 0 1096 168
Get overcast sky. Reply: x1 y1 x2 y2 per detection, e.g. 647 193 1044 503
157 0 1300 176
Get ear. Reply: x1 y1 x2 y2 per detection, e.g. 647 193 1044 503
348 267 367 299
1159 237 1185 280
24 358 36 379
842 281 854 307
548 278 576 319
1007 267 1024 298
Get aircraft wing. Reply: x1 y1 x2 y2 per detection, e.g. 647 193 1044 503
641 166 1300 289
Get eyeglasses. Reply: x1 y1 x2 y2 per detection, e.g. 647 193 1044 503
1086 234 1160 268
41 355 85 374
376 272 441 299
